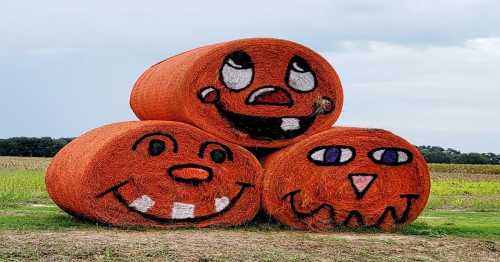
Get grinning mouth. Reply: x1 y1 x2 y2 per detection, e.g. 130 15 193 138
214 102 323 141
96 181 254 224
282 190 419 228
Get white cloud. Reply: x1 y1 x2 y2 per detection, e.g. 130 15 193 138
323 37 500 152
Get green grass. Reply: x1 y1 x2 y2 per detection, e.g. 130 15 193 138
401 210 500 240
0 169 95 230
432 180 500 196
427 178 500 210
0 205 93 231
0 166 499 240
0 170 49 208
429 163 500 174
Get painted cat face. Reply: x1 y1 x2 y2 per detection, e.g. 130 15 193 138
46 121 262 228
263 128 430 230
192 39 343 146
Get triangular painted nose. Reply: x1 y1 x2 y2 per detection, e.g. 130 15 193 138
246 86 293 107
348 173 377 199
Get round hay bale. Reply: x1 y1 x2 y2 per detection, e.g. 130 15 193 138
46 121 262 228
262 127 430 231
130 38 343 148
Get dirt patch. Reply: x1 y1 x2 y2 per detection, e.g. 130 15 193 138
0 229 497 261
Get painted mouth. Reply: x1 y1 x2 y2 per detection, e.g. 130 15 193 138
197 86 334 141
282 190 419 227
215 102 321 141
96 181 254 224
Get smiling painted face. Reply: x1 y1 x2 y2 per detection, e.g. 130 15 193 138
262 128 430 230
46 121 262 228
130 38 343 148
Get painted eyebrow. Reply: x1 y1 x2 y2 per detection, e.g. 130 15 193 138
198 141 233 161
131 132 179 153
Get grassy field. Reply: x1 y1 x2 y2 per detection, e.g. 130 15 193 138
0 157 498 261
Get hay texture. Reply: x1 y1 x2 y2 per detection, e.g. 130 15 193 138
130 38 343 148
46 121 262 228
262 127 430 231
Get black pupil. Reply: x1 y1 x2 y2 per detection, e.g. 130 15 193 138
291 56 311 72
210 149 227 163
228 51 252 69
148 139 165 156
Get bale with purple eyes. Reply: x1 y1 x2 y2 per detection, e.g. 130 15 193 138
262 127 430 231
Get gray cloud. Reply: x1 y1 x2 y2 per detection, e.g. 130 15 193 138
2 0 500 51
1 0 499 152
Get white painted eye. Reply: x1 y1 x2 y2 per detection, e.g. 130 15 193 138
287 56 316 92
372 149 384 161
370 148 412 165
308 146 355 165
221 51 253 91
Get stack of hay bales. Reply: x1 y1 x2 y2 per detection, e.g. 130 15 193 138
46 38 430 230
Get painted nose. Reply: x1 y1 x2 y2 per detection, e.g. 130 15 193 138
246 86 293 107
348 173 377 199
168 164 213 185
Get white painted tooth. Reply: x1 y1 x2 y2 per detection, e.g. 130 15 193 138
215 196 230 212
129 195 155 213
280 118 300 131
171 202 195 219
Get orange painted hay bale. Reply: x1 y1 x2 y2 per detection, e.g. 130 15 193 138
262 127 430 231
46 121 262 228
130 38 343 148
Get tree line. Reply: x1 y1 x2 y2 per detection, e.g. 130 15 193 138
417 146 500 165
0 137 498 164
0 137 73 157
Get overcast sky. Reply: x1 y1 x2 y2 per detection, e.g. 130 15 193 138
1 0 499 152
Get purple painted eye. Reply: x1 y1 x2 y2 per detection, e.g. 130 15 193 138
370 148 412 165
309 146 355 165
324 147 340 162
382 149 398 164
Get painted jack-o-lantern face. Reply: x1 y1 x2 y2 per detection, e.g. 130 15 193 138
262 128 430 230
130 38 343 148
46 121 262 227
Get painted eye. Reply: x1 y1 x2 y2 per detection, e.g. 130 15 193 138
220 50 254 91
369 148 412 165
210 149 227 163
148 139 166 156
198 141 234 163
308 146 355 165
286 56 316 92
